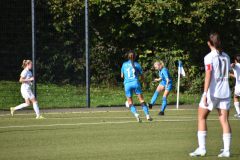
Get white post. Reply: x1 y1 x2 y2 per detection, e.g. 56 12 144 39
176 60 180 109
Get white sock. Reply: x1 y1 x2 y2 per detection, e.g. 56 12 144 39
234 102 240 115
134 113 139 118
33 102 40 117
198 131 207 150
223 133 231 152
14 103 29 110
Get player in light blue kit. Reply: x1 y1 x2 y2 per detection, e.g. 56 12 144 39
121 51 152 122
148 61 172 116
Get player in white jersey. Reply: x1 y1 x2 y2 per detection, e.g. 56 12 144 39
190 33 231 158
10 60 44 119
230 55 240 118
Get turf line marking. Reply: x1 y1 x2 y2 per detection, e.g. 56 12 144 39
0 116 198 120
0 118 238 129
0 108 197 117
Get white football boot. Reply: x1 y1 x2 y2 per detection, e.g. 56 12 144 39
189 148 206 157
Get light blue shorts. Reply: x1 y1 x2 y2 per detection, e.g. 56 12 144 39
124 81 142 98
160 81 173 91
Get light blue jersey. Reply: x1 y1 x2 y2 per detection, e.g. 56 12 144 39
121 60 143 97
159 68 172 84
159 67 172 91
121 60 143 85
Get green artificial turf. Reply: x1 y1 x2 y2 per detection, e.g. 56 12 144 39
0 108 239 160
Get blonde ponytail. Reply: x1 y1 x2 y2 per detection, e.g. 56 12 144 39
159 60 165 67
22 59 32 68
154 60 165 67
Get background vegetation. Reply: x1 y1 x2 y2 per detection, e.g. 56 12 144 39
0 0 240 105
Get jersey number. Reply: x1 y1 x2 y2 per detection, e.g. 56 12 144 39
126 68 135 79
218 58 228 78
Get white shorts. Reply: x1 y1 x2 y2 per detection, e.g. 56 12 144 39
234 85 240 96
199 95 230 111
21 87 35 100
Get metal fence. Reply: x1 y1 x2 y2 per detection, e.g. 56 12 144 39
0 0 204 110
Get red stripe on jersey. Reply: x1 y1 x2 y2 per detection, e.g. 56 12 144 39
205 64 212 71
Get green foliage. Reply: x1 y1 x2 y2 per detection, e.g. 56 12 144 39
1 0 240 93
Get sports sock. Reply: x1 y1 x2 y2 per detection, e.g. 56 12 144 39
14 103 29 110
33 102 40 117
198 131 207 150
150 91 159 105
223 133 231 152
141 102 149 116
234 102 240 115
130 105 137 115
161 96 167 112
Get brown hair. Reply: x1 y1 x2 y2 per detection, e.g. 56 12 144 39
209 32 222 54
127 51 138 75
234 54 240 63
22 60 32 68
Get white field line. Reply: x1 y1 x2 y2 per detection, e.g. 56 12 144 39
0 116 198 120
32 116 198 120
0 108 197 117
0 118 238 130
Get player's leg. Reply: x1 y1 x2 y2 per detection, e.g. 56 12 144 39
190 94 214 157
125 84 141 122
149 85 165 109
233 94 240 118
126 97 141 122
30 96 44 119
189 107 209 157
137 94 152 121
217 100 231 158
10 99 31 116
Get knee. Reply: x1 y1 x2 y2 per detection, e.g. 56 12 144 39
198 115 207 121
140 102 147 107
25 101 31 106
220 118 229 125
32 100 38 104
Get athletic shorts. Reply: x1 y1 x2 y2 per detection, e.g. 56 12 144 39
234 85 240 96
124 81 142 98
21 87 35 100
199 94 230 111
160 81 173 91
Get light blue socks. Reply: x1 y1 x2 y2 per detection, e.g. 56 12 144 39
130 105 137 115
150 91 159 105
161 96 167 112
141 102 149 116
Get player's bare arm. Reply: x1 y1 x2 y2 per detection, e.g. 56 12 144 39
203 67 211 106
19 76 34 83
154 78 161 82
121 73 124 79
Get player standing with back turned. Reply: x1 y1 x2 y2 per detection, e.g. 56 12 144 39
121 51 152 122
190 33 231 158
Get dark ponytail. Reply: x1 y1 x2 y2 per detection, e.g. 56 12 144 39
234 54 240 63
127 51 138 75
209 32 222 54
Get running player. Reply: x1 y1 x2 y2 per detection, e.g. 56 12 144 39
121 51 152 122
10 60 44 119
148 61 172 116
230 55 240 118
190 32 231 158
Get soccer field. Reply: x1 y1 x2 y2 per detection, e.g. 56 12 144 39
0 107 239 160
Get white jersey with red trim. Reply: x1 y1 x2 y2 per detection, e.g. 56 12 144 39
204 50 231 99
